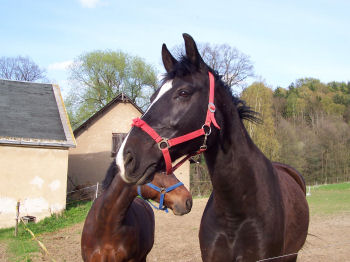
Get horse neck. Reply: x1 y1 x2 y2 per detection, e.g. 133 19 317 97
204 95 274 211
138 185 159 201
98 174 137 226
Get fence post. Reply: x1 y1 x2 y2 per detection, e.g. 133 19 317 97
14 201 20 237
94 182 99 201
306 186 311 196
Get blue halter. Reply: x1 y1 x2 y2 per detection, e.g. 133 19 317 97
137 182 184 213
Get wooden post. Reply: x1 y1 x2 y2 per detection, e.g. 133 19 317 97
306 186 311 197
14 201 20 237
94 182 99 200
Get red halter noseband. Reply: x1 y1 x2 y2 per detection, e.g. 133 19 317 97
132 71 220 175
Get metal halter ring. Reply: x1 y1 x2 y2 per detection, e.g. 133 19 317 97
158 138 170 150
202 125 212 136
200 144 208 150
208 102 216 113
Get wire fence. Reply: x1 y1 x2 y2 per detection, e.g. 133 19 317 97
66 182 103 207
190 159 212 197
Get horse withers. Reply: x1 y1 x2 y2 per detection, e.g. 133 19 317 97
81 161 192 262
116 33 309 261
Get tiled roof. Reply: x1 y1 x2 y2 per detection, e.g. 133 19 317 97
0 79 76 148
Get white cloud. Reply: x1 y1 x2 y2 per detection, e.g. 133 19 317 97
48 60 73 71
78 0 100 8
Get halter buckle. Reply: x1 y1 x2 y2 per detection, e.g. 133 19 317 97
158 138 169 150
200 145 208 150
208 102 216 113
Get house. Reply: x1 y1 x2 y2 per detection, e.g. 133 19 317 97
0 79 76 228
68 93 190 192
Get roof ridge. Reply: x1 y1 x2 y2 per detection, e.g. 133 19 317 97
73 92 144 137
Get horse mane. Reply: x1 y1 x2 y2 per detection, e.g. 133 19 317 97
102 160 119 190
162 55 261 124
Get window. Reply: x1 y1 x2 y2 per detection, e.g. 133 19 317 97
111 133 127 157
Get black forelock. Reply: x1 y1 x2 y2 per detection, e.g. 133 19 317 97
161 55 261 124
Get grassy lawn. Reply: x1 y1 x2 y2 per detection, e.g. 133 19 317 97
306 182 350 215
0 201 92 262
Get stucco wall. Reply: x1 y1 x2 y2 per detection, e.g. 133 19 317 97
0 145 68 228
68 103 142 190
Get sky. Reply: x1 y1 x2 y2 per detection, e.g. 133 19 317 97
1 0 349 98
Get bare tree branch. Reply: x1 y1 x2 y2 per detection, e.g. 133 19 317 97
172 42 254 88
0 56 46 82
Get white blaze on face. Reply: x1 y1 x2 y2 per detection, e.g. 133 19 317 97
116 132 131 182
116 80 173 182
143 80 173 116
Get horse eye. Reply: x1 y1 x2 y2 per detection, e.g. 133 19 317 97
178 90 190 98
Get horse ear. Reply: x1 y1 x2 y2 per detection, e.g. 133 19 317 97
162 44 177 73
183 33 204 68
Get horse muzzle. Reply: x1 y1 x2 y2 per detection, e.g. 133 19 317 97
172 197 193 216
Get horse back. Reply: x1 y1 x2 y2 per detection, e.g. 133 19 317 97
126 198 155 257
272 162 306 195
127 198 155 231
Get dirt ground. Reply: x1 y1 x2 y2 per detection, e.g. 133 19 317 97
4 198 350 262
0 243 6 262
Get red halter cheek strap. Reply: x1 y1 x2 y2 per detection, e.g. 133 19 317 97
132 71 220 175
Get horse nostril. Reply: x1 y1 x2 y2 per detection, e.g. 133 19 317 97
186 198 193 211
124 152 135 172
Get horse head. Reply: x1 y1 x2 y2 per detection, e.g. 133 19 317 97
116 33 224 184
139 172 192 215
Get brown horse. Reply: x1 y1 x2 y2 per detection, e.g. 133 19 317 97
81 161 192 262
115 34 309 261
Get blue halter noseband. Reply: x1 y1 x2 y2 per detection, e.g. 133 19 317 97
137 182 184 213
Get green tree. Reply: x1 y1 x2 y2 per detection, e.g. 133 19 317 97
272 77 350 185
241 82 280 160
67 50 158 128
276 118 307 174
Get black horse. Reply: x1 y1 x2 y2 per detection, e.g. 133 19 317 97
116 33 309 261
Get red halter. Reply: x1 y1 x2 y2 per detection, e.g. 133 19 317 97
132 71 220 175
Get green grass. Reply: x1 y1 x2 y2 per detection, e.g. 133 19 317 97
0 201 92 261
7 239 37 262
306 182 350 215
311 182 350 191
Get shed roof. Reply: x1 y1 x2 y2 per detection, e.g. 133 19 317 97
0 79 76 148
74 93 143 137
